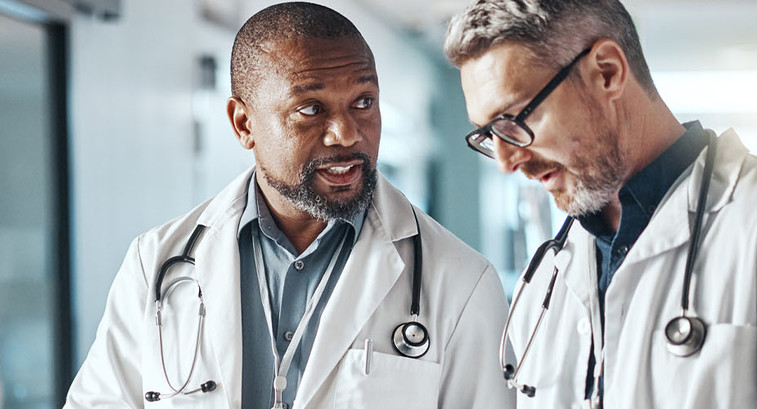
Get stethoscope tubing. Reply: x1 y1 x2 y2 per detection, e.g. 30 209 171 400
154 225 206 303
500 217 573 390
156 284 206 398
681 134 717 314
410 207 423 317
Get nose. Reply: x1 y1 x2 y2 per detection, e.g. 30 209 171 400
323 111 362 147
492 135 531 174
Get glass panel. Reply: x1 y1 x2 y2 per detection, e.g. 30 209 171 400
0 13 57 409
478 159 565 300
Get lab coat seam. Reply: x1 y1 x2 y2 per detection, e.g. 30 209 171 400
442 262 490 352
135 234 149 288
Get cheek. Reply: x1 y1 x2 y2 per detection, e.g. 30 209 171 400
531 96 598 165
357 111 382 152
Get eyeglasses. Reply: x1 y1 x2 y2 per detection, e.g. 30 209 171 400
465 48 591 159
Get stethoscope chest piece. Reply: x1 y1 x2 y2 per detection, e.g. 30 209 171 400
392 321 430 358
665 315 706 357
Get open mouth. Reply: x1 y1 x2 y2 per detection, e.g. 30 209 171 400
315 160 364 186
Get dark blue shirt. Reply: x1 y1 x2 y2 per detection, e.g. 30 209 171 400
579 121 710 399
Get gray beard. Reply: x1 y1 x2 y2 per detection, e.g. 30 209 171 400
262 153 377 222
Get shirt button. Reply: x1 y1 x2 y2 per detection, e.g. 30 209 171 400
284 330 295 342
294 260 304 271
576 317 591 335
618 245 629 255
283 403 289 409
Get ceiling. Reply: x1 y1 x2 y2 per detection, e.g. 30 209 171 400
355 0 757 71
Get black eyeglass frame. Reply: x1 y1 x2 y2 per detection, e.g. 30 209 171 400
465 48 592 158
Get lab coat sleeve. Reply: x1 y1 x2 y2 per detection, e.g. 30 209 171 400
64 236 149 409
438 264 516 408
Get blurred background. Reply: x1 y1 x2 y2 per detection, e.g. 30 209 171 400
1 0 756 407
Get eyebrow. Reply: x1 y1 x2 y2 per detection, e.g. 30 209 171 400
358 74 378 86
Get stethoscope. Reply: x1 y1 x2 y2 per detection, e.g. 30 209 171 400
145 208 430 404
501 135 718 398
392 208 431 359
145 224 216 402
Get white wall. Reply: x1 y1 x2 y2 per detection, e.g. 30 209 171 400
69 0 246 364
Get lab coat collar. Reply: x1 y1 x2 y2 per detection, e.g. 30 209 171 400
188 167 417 408
684 129 744 214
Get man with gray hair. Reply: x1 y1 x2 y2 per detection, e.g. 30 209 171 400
446 1 757 408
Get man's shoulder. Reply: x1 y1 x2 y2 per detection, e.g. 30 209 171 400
716 129 757 205
371 174 492 272
137 168 253 251
413 208 490 265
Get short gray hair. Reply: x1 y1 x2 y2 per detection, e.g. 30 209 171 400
444 0 656 93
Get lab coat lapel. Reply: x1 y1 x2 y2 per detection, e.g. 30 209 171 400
620 130 744 269
295 175 415 409
558 226 595 311
193 169 252 408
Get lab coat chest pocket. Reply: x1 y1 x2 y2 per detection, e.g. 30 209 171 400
332 349 441 409
649 324 757 409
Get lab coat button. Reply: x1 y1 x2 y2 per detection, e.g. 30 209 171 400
294 260 304 271
577 318 591 335
284 330 295 341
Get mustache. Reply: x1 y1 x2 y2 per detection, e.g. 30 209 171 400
520 158 564 179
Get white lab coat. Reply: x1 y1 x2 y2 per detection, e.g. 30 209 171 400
508 129 757 409
65 170 516 409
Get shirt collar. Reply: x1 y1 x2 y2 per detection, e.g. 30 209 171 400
579 120 710 237
237 171 365 246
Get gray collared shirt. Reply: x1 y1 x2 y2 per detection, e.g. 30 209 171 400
237 173 365 409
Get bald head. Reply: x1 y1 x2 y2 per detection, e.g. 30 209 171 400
230 2 372 103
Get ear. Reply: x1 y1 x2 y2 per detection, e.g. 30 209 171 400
227 96 254 150
587 39 629 102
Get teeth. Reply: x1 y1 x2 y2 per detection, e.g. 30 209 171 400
327 165 353 175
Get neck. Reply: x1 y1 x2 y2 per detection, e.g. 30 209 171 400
601 89 686 233
269 207 327 254
256 175 327 254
